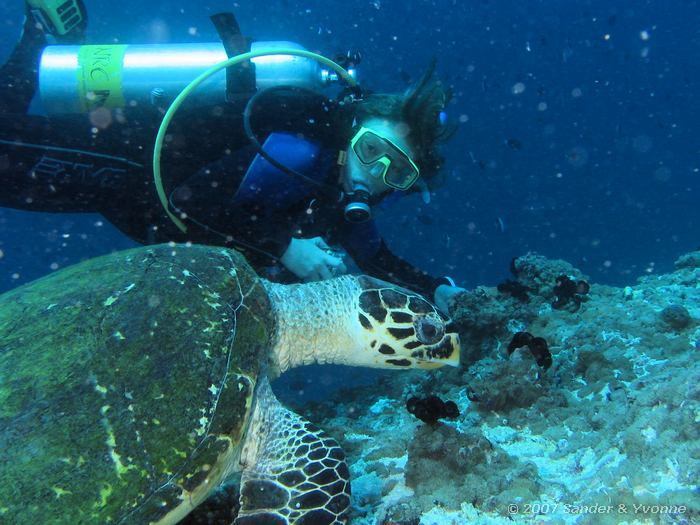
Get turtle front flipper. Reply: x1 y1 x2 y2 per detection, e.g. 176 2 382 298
236 378 350 525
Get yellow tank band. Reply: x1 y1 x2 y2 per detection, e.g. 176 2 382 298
76 45 128 112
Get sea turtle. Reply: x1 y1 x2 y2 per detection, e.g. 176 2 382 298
0 243 460 524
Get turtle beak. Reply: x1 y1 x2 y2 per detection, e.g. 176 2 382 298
416 332 461 369
443 321 461 367
442 332 461 367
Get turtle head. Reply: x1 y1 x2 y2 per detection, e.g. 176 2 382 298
353 276 461 369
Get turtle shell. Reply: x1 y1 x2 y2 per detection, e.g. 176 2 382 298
0 244 274 524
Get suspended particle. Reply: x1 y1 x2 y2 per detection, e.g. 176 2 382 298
565 146 589 168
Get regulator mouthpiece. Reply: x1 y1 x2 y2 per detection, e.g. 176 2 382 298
343 185 371 223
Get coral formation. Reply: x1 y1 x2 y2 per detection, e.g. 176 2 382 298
303 250 700 525
660 304 693 331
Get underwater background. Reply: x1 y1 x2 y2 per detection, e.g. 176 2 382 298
0 0 698 293
0 2 699 523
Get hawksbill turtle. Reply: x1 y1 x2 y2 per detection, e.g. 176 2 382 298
0 243 460 524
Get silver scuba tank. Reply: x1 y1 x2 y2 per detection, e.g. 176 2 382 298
38 41 357 115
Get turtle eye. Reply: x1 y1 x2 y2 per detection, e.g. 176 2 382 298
414 315 445 345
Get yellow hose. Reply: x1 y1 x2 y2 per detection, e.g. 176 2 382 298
153 48 358 233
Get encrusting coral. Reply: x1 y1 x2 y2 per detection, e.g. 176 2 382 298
305 250 700 525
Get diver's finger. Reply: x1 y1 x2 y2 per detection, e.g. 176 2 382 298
305 269 321 282
319 264 334 280
312 237 331 250
333 260 348 275
324 254 346 274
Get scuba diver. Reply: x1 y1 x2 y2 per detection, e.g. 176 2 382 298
0 1 466 313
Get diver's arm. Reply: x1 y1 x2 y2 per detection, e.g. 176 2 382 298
338 220 451 297
169 154 297 262
356 240 465 314
0 10 46 115
350 239 454 298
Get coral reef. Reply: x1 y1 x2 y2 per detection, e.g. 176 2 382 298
304 250 700 525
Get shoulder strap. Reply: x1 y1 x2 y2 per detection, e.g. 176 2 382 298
210 12 256 102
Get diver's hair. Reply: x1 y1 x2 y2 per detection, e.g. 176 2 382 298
352 59 457 189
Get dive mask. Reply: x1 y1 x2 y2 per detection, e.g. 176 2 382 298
350 127 420 190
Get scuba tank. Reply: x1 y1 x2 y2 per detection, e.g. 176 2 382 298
37 11 373 235
38 40 358 115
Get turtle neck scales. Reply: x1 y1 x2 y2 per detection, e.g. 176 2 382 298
263 277 362 377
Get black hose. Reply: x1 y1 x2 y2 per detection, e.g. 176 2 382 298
242 85 339 193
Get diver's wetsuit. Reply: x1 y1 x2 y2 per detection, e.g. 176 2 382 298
0 26 451 297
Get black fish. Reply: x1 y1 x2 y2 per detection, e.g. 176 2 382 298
507 331 533 354
507 331 552 370
497 279 533 303
406 395 460 425
528 337 553 370
505 138 523 150
552 275 590 311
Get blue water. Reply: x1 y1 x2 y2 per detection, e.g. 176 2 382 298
0 0 697 293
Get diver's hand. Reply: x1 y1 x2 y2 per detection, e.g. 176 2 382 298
434 284 466 315
280 237 348 282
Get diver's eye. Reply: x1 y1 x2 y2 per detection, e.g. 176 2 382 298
414 315 445 344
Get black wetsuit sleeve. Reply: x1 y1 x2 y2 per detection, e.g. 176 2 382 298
351 240 453 298
169 150 295 264
0 14 45 115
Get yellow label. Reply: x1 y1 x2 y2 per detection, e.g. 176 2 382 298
77 45 128 112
